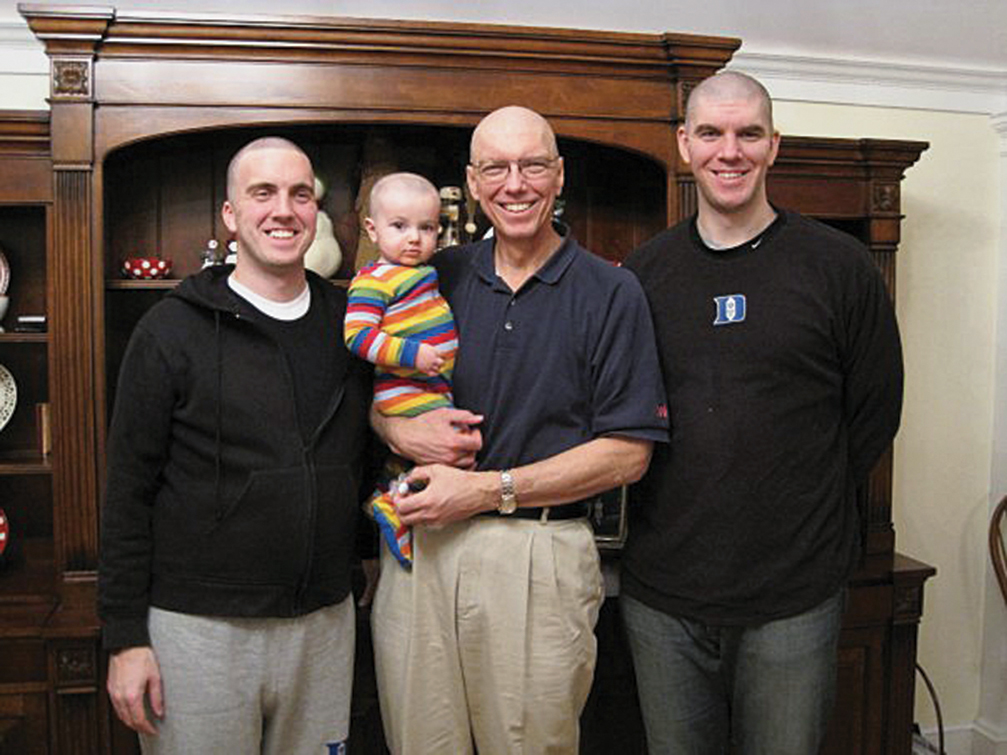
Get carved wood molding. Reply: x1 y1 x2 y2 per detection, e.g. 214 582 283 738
21 5 112 104
0 110 50 156
772 136 928 181
17 5 113 54
19 5 739 82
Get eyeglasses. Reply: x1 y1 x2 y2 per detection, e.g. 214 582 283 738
470 156 559 183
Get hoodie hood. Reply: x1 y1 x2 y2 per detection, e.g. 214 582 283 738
169 263 244 314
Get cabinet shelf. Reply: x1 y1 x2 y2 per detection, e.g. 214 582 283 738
0 333 47 344
106 278 178 291
0 452 51 476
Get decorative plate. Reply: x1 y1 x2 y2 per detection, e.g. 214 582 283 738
0 507 8 558
0 363 16 433
0 247 9 295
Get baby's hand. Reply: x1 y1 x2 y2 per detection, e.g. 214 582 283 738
416 343 445 376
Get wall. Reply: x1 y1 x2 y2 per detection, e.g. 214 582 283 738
774 101 1002 754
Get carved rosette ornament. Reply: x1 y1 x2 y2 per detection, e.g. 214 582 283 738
872 182 900 213
680 80 697 121
55 645 96 684
52 59 91 99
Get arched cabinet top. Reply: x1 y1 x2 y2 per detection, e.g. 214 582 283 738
20 4 741 169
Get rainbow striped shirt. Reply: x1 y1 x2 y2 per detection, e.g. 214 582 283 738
344 261 457 417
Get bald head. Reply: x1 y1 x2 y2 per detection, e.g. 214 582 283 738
470 105 559 163
369 172 439 220
686 71 774 132
226 137 312 204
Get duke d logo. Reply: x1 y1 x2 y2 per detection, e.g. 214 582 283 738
713 294 746 326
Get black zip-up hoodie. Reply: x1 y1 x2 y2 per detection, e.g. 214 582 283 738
98 266 372 650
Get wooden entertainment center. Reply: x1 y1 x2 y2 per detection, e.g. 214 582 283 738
0 5 932 753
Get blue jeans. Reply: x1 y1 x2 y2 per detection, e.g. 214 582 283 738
620 589 844 755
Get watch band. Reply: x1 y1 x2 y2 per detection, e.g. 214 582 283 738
498 470 518 514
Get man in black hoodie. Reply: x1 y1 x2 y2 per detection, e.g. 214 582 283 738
99 137 372 754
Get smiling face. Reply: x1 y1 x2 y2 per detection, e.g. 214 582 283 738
365 174 441 267
221 140 317 287
466 106 564 250
678 83 780 224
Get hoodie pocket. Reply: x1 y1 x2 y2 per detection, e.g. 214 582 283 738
199 466 308 584
306 463 357 584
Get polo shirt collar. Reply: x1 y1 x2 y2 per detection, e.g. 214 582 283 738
471 222 576 288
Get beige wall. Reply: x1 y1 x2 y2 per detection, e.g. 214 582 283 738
776 101 1002 732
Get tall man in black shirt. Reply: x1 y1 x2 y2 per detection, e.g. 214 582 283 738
620 71 904 754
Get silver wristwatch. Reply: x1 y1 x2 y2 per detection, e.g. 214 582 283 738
498 470 517 515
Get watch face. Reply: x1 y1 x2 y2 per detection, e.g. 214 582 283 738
499 471 517 514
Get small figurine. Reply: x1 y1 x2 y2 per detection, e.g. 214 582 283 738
438 186 463 249
200 239 224 268
304 177 343 278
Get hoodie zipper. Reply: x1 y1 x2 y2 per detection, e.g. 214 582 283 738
294 381 346 613
213 299 321 614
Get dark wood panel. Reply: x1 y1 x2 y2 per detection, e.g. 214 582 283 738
0 159 51 204
0 691 49 755
0 639 46 684
0 206 48 320
0 535 56 608
51 690 99 755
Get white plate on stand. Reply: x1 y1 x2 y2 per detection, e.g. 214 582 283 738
0 363 16 433
0 248 9 295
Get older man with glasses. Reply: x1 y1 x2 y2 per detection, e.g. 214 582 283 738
369 105 668 754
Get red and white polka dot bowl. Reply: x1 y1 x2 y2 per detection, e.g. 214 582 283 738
122 257 172 280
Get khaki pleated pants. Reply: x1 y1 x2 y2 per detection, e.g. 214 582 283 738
372 515 603 755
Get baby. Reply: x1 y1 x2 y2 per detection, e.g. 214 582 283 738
344 172 458 568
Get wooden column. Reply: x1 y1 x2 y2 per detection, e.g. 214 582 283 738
23 7 113 605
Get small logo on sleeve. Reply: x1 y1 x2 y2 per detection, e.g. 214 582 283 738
713 294 746 326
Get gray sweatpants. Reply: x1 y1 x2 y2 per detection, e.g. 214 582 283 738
142 598 354 755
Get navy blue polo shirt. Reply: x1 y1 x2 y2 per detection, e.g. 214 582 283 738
434 230 668 472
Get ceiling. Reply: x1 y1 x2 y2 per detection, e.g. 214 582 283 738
3 0 1005 72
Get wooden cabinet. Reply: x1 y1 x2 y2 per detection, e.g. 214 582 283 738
0 108 109 755
0 111 55 755
8 5 933 753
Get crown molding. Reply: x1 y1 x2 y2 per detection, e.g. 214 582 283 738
2 18 1006 115
731 51 1007 116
